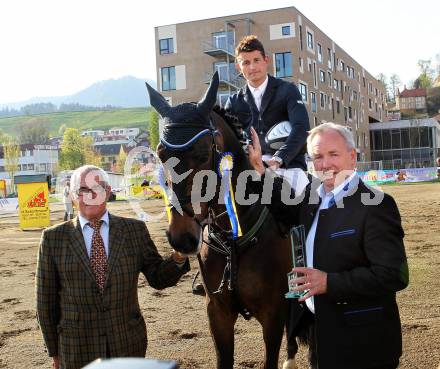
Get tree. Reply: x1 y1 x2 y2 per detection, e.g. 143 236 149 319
3 135 20 192
389 74 401 102
59 128 101 170
58 124 67 136
414 59 434 88
148 109 159 150
377 73 390 101
17 118 50 144
116 145 128 173
83 136 102 167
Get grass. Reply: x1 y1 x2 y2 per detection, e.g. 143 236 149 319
0 107 152 137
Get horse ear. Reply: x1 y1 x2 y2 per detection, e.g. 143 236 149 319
197 71 219 118
145 82 171 117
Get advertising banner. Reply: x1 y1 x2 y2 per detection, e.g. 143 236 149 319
358 167 438 184
0 179 6 197
17 182 50 229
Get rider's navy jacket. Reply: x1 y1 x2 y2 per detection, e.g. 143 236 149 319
225 75 310 170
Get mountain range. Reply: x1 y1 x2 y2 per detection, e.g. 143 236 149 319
0 76 156 110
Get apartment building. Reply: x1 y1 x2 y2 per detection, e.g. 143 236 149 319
155 6 385 161
0 144 59 180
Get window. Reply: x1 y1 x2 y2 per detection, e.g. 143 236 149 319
212 31 235 52
307 31 314 50
299 25 303 50
368 98 372 109
299 57 303 73
348 106 352 119
336 100 340 114
299 83 308 102
314 117 318 127
333 79 339 91
310 92 317 112
317 43 322 63
327 48 332 69
319 70 325 83
275 52 292 78
161 66 176 91
320 92 325 108
159 38 174 54
282 25 290 36
217 93 229 107
328 72 332 87
340 60 345 72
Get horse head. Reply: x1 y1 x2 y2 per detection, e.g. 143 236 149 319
147 72 249 255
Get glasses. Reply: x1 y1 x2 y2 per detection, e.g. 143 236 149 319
75 186 106 196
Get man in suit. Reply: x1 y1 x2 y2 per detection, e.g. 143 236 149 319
36 165 189 369
248 123 409 369
225 35 309 171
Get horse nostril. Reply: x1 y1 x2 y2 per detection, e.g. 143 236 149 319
166 231 199 254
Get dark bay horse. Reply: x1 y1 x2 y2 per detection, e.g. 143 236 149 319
146 73 299 369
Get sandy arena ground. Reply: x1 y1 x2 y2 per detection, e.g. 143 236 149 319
0 182 439 369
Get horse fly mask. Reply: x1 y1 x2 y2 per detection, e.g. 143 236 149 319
145 72 223 226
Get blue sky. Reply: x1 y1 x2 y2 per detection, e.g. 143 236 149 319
0 0 439 104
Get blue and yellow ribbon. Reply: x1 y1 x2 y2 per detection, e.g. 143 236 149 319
157 165 172 224
218 152 242 239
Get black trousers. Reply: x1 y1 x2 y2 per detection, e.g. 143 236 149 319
369 363 399 369
289 305 399 369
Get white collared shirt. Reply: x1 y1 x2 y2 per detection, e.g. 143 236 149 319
305 172 358 313
78 211 110 258
248 75 269 111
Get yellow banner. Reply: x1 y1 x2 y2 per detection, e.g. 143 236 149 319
17 182 50 229
0 180 6 197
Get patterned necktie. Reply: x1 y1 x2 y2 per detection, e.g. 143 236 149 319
89 220 107 292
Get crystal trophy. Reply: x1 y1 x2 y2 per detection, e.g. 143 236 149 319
285 224 307 299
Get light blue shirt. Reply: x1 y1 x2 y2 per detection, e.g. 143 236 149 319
305 172 358 313
78 211 110 258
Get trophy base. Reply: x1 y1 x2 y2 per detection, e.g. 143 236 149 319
285 291 306 299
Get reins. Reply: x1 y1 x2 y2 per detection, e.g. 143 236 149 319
162 116 270 319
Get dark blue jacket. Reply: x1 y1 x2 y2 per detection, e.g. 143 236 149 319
225 75 310 170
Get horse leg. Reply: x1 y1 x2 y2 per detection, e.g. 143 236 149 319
284 301 299 369
259 309 286 369
207 299 238 369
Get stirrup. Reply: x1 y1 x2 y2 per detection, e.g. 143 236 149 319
192 271 206 296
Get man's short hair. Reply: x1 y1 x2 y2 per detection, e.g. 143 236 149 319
235 35 266 59
307 122 356 158
70 165 109 194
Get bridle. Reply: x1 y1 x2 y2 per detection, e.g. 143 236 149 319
161 117 269 315
161 121 222 228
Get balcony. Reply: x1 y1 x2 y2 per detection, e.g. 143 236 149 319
204 70 245 90
202 40 235 58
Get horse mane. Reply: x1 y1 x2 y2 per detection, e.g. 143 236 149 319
212 105 244 141
211 105 251 172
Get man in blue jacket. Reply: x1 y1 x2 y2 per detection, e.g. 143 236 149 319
225 35 309 170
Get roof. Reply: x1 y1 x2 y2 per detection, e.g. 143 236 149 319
95 144 125 156
399 88 426 98
369 118 439 130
